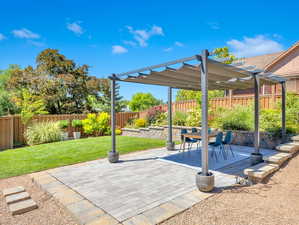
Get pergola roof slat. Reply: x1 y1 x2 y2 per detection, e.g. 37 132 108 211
112 53 286 91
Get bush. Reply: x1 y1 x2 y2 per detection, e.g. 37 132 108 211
173 111 187 126
186 108 201 127
25 122 62 145
153 112 167 126
71 119 82 128
219 105 253 131
116 129 122 135
146 106 166 125
82 113 110 136
134 118 147 128
58 120 69 130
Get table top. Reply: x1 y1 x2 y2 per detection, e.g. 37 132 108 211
182 132 217 139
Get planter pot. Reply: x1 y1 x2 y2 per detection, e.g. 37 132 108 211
196 172 215 192
73 132 81 139
61 132 69 141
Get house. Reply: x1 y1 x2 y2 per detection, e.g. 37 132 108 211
229 41 299 96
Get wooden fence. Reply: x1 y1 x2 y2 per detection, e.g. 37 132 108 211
0 95 285 150
139 95 282 118
0 112 139 150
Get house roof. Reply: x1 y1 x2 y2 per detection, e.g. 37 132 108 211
235 52 283 70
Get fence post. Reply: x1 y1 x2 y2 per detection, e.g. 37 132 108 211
9 116 14 149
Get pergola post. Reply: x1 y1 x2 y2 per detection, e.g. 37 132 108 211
196 50 214 192
250 74 263 165
167 87 175 150
108 75 119 163
281 81 286 143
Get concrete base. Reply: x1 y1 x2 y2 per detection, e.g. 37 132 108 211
108 151 119 163
166 141 175 151
250 152 263 165
196 172 215 192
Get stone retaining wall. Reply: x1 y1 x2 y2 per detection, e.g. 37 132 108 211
122 126 287 149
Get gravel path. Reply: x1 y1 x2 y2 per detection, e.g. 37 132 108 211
0 175 78 225
161 153 299 225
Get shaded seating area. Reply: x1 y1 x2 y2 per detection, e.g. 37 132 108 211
108 50 287 192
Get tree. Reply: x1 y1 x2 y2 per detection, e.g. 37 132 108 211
129 93 163 112
7 49 121 114
175 46 236 102
13 89 48 124
0 65 20 116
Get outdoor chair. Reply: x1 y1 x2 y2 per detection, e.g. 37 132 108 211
191 128 197 133
180 129 197 151
222 131 234 157
209 132 226 161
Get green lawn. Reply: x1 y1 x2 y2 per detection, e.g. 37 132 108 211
0 136 166 179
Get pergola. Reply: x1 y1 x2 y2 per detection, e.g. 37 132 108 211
108 50 287 192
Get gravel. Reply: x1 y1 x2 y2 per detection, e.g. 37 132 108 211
0 175 78 225
161 153 299 225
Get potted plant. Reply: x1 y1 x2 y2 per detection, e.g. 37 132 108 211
72 119 82 139
59 120 69 140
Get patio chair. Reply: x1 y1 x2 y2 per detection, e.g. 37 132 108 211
209 132 226 161
180 129 197 151
191 128 197 133
223 131 234 157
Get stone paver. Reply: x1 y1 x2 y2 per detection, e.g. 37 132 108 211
33 145 277 224
263 152 292 165
5 191 30 204
244 163 279 182
2 186 25 197
9 199 38 215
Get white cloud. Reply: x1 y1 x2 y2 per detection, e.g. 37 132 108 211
112 45 128 54
12 28 40 39
163 47 173 52
208 22 220 30
0 33 6 40
126 25 164 47
175 41 184 47
227 35 284 57
67 21 84 35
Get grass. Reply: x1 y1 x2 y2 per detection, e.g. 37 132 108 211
0 136 166 179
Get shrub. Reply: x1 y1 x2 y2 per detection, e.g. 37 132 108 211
134 118 147 128
219 105 253 131
58 120 69 130
173 111 187 126
25 122 62 145
153 112 168 126
146 106 166 125
71 119 82 128
186 108 201 127
82 112 110 136
116 129 122 135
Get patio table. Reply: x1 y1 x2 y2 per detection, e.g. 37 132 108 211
182 132 217 150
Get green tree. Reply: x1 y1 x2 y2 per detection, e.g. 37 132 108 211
13 89 48 125
7 49 120 114
129 93 162 112
175 46 236 102
0 65 20 116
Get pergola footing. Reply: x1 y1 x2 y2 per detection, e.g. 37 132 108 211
196 172 215 192
250 152 263 165
108 151 119 163
166 142 175 151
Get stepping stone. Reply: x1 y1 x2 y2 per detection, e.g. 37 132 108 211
263 152 292 165
9 199 38 215
276 143 299 153
291 135 299 142
2 186 25 197
6 192 30 204
244 163 279 182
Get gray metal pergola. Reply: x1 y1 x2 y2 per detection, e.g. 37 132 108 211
108 50 287 192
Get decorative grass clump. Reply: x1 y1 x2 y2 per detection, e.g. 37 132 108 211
25 121 62 145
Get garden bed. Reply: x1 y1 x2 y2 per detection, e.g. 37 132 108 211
122 126 289 149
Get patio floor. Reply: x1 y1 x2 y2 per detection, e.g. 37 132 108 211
32 145 276 225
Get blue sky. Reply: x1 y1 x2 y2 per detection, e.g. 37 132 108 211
0 0 298 101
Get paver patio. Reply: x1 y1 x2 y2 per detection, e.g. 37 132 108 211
32 145 276 225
